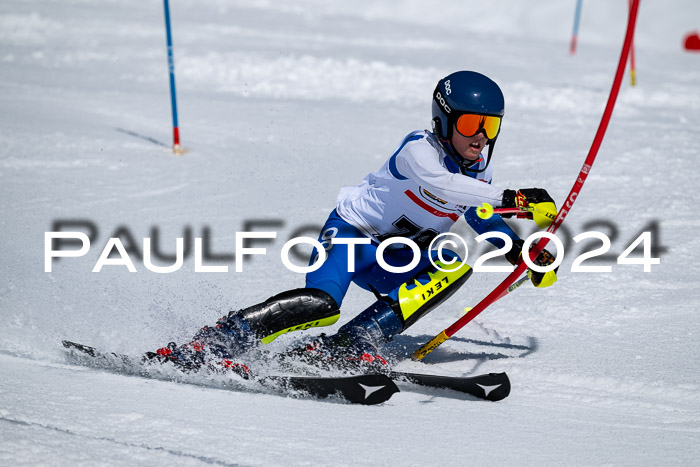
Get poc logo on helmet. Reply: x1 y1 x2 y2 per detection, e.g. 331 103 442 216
444 79 451 95
434 90 451 114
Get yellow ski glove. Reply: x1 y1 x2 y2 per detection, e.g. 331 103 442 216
505 239 558 288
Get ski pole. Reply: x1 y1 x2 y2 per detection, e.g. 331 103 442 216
476 202 556 229
461 274 529 316
476 203 523 218
413 0 641 361
163 0 182 155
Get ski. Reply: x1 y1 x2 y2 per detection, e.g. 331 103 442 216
62 340 398 405
62 340 509 402
389 370 510 401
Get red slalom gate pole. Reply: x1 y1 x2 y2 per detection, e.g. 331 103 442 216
413 0 641 361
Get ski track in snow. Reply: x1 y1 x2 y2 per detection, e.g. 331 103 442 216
2 0 700 465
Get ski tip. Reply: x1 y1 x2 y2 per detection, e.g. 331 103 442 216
388 370 511 402
480 372 511 402
62 340 97 357
62 339 77 350
62 340 83 349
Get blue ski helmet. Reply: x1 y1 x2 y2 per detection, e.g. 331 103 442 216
431 71 505 173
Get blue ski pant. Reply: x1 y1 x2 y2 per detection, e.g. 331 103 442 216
305 210 458 308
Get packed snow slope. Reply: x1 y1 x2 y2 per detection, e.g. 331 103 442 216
1 0 699 465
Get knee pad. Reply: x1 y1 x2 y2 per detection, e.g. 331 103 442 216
395 259 472 330
235 288 341 344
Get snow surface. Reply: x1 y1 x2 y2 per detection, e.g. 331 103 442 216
1 0 699 465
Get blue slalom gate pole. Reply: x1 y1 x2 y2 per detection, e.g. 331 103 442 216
570 0 583 55
163 0 181 153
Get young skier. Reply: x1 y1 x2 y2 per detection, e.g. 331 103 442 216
151 71 558 371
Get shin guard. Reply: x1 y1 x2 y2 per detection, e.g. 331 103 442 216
157 288 341 367
330 260 472 353
395 260 473 329
236 288 340 344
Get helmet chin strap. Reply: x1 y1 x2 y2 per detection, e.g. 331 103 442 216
462 141 495 174
441 137 496 174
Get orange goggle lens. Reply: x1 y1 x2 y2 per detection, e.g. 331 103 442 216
455 113 501 140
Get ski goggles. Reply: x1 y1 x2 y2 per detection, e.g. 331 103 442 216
454 113 501 140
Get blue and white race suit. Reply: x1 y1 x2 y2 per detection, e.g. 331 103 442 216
306 130 519 307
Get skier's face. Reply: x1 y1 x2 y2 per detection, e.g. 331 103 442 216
450 125 488 162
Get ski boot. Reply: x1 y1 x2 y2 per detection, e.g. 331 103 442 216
280 332 390 374
291 258 473 371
